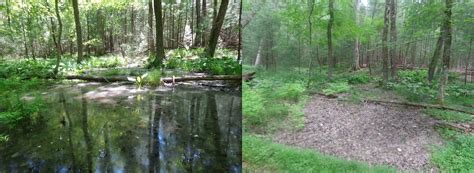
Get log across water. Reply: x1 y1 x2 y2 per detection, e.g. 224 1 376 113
63 75 242 83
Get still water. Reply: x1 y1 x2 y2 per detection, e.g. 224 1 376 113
0 83 241 173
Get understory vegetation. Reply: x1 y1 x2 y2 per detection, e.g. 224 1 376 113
243 66 474 172
244 135 395 172
432 128 474 172
243 65 307 131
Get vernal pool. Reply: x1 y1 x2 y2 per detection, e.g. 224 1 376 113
0 83 241 173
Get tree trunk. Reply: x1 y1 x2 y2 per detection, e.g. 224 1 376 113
148 0 155 54
254 39 263 66
308 0 314 87
152 0 166 67
238 0 242 61
382 0 390 82
465 38 472 85
54 0 63 75
327 0 335 80
428 31 444 83
201 0 207 46
438 0 453 105
193 0 202 47
205 0 230 58
72 0 83 63
353 0 361 71
389 0 397 80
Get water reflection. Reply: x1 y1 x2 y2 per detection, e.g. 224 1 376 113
0 85 242 173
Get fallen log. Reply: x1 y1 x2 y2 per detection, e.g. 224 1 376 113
310 91 474 115
435 121 474 134
243 72 256 82
63 75 242 83
363 99 474 115
64 75 136 83
160 75 241 83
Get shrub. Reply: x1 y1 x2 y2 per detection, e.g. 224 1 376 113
243 83 266 125
141 69 162 86
432 134 474 172
348 73 371 84
322 82 351 95
275 83 306 101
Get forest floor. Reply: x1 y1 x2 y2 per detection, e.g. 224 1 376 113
274 95 443 171
243 66 474 172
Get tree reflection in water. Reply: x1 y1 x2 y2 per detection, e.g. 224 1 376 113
0 85 241 173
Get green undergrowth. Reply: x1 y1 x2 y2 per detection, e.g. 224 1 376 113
432 128 474 172
384 70 474 108
243 135 396 172
0 78 48 142
423 109 473 123
243 66 308 132
163 48 241 75
137 68 162 86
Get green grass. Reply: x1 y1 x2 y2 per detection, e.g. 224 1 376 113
322 82 351 95
243 135 396 172
243 66 308 131
432 128 474 172
139 68 162 86
423 109 473 122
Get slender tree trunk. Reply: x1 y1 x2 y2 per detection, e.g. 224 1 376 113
465 38 472 85
308 0 315 87
238 0 242 61
152 0 166 67
353 0 361 71
193 0 202 47
201 0 207 46
327 0 335 80
148 0 155 54
254 39 264 66
428 31 444 82
438 0 453 105
382 0 390 82
389 0 397 80
72 0 83 63
205 0 230 58
54 0 63 75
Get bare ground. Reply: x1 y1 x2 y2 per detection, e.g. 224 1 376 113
274 96 444 171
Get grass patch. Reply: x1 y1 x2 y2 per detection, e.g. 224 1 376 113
138 68 162 86
423 109 473 122
322 82 351 95
432 128 474 172
243 135 396 172
243 66 308 131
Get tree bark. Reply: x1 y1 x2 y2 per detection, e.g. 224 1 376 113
465 38 472 85
353 0 361 71
327 0 335 80
389 0 397 80
382 0 390 82
438 0 453 105
428 30 444 83
72 0 83 63
152 0 166 67
53 0 63 75
193 0 202 47
205 0 230 58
